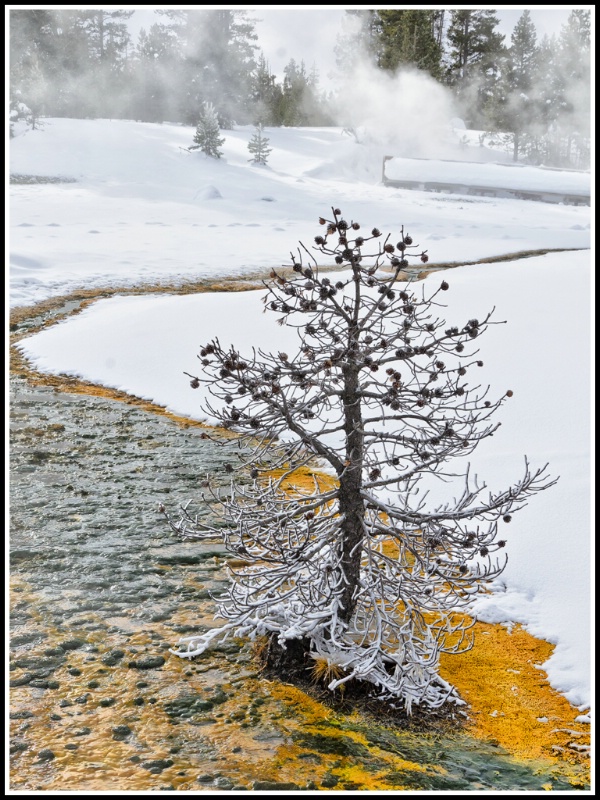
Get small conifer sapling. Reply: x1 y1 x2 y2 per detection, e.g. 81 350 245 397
247 123 272 165
189 101 225 159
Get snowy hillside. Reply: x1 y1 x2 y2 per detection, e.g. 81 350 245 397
9 118 591 308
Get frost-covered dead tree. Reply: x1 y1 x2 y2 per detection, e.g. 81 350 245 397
163 208 556 712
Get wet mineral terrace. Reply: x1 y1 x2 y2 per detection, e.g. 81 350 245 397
9 291 590 793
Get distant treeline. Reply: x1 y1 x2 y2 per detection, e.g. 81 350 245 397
10 9 590 168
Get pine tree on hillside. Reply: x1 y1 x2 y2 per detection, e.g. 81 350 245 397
10 9 83 120
377 10 444 78
278 59 330 126
157 9 258 127
132 23 179 123
249 53 283 126
70 9 134 118
334 10 383 72
532 34 562 166
445 9 505 127
505 10 538 162
553 9 591 168
247 123 272 165
487 10 539 163
189 101 225 158
163 208 556 714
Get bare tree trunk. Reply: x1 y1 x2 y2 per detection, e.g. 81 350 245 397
513 130 520 162
338 467 365 623
460 16 470 81
338 338 365 623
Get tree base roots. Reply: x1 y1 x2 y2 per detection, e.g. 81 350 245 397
257 634 465 732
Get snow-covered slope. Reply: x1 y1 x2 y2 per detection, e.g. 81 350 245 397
9 119 591 308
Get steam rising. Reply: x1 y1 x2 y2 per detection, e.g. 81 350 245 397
333 60 460 159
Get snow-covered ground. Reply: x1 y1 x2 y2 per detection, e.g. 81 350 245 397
9 118 590 308
9 119 592 711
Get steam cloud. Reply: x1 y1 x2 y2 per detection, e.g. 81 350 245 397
332 60 461 160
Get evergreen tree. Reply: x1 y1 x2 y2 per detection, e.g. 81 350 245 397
484 10 591 169
75 10 134 118
10 49 47 130
278 59 330 126
304 65 335 126
9 8 134 120
9 10 72 121
132 23 179 123
335 10 383 72
9 93 33 137
189 101 225 158
165 209 555 712
553 10 591 167
249 53 283 126
377 10 444 78
533 34 562 165
445 10 505 127
279 59 309 125
489 11 538 162
247 123 272 165
506 10 538 161
78 9 133 65
157 9 258 127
